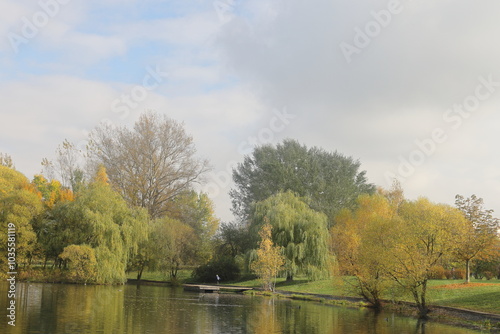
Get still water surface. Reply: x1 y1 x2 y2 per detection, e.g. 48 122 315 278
0 282 480 334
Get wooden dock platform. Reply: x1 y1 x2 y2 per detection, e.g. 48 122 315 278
183 284 253 294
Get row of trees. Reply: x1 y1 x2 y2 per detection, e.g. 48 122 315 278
1 112 498 320
0 112 218 284
225 184 499 318
191 139 376 286
221 141 499 319
331 187 499 317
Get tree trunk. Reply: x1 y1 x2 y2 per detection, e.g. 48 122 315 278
286 274 293 282
465 259 470 283
418 280 430 319
137 265 144 281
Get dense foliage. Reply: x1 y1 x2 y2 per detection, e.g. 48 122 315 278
231 139 375 226
330 190 494 318
0 113 219 284
252 191 330 281
192 256 241 283
0 166 43 270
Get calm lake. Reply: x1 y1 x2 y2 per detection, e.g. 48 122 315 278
0 282 480 334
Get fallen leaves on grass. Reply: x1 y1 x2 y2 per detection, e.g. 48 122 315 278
432 283 500 289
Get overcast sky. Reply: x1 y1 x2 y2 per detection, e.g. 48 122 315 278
2 0 499 222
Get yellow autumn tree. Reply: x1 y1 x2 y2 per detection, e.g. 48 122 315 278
93 165 110 185
454 194 500 283
32 174 74 208
0 166 43 272
250 221 285 291
331 193 398 309
389 198 468 318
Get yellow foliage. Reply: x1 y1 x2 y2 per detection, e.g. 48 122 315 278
250 222 285 291
32 174 74 208
60 244 98 283
94 165 110 185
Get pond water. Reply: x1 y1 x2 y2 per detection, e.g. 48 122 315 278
0 282 480 334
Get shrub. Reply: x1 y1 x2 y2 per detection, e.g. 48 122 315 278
453 269 465 280
192 256 240 283
428 266 446 279
444 270 453 279
484 271 494 280
59 244 97 284
17 268 65 283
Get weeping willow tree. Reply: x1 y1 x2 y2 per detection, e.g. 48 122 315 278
48 167 148 284
252 191 330 281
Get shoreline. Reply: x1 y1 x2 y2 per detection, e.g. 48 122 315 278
262 288 500 333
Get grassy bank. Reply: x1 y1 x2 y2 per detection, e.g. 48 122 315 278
426 281 500 314
232 276 500 315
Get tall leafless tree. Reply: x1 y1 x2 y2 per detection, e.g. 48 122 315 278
89 111 210 218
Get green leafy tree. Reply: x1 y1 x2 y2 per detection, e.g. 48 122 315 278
454 194 500 283
59 244 97 283
129 191 219 281
45 167 148 283
252 191 329 281
216 222 254 257
157 216 197 279
30 174 74 268
168 190 220 263
129 216 198 281
127 220 155 281
231 139 375 226
250 221 285 291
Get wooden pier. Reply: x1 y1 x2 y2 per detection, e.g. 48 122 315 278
183 284 253 294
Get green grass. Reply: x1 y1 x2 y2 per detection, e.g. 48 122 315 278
425 280 500 314
233 275 360 296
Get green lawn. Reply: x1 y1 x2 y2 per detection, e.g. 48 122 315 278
426 280 500 314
